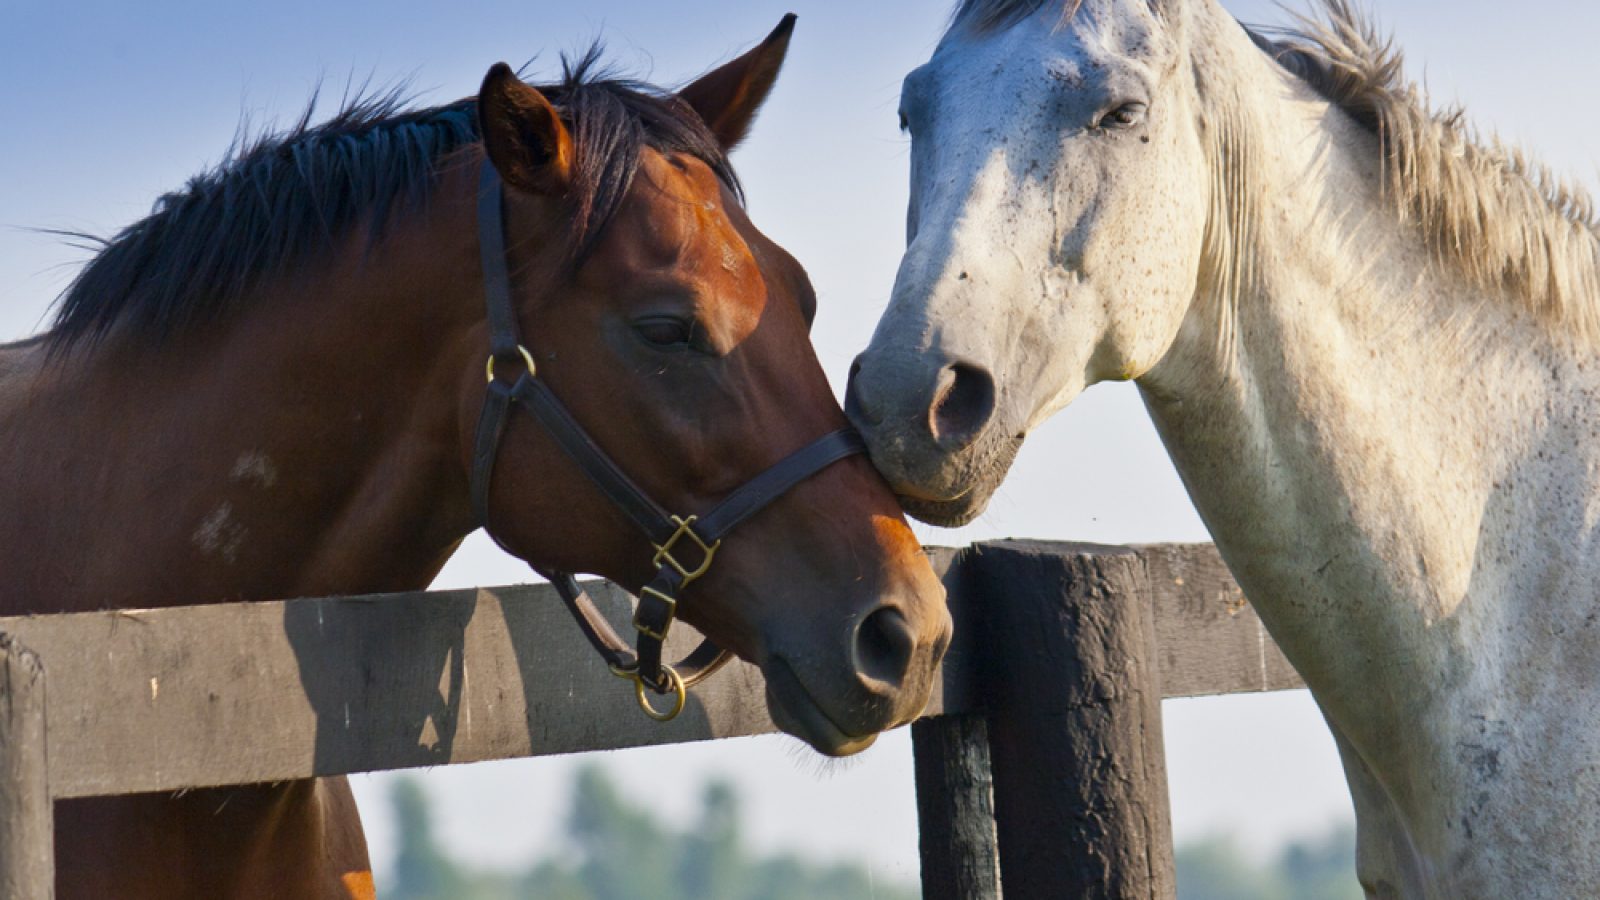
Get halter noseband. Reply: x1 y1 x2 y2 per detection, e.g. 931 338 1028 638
469 161 867 721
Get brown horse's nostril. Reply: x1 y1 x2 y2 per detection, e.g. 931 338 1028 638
854 605 917 688
929 361 996 451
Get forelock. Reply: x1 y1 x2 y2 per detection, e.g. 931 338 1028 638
947 0 1083 37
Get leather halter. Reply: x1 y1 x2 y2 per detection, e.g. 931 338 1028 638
469 161 868 721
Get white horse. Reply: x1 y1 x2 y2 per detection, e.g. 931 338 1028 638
846 0 1600 896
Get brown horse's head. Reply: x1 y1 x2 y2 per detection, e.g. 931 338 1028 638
463 19 950 755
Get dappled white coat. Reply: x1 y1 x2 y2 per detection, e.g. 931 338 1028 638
848 0 1600 896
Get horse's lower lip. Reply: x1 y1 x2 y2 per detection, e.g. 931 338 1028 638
764 657 878 757
888 433 1022 527
897 491 985 528
891 481 973 504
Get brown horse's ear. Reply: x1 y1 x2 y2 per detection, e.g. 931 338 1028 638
678 14 796 150
477 63 573 194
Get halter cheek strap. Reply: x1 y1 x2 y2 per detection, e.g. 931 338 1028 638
469 161 867 722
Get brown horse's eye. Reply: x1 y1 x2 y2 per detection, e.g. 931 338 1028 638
634 316 695 349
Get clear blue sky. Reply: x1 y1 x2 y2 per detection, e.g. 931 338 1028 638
5 0 1598 884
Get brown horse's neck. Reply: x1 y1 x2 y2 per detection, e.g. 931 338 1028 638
0 161 491 614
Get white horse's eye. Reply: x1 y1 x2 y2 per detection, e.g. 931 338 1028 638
1097 102 1147 130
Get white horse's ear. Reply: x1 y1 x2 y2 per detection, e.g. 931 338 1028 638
678 14 796 150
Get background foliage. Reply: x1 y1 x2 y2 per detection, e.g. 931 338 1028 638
383 763 1358 899
1175 827 1362 900
384 764 917 900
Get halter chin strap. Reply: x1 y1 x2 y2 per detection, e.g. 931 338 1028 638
469 161 867 721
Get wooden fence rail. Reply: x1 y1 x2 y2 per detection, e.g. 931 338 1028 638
0 541 1301 898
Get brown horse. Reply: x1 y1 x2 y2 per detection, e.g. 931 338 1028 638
0 18 951 899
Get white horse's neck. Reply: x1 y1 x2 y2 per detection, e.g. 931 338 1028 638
1143 5 1600 895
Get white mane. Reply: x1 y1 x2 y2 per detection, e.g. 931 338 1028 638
1270 0 1600 338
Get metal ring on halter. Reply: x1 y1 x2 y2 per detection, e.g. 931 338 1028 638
609 662 687 722
485 344 537 383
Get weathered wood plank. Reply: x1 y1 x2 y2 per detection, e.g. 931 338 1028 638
1136 543 1304 698
0 581 804 800
0 634 53 900
970 541 1176 899
0 542 1299 802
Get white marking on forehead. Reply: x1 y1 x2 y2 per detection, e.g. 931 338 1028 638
230 451 277 488
192 502 248 564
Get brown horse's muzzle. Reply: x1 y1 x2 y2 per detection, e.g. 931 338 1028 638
758 567 952 756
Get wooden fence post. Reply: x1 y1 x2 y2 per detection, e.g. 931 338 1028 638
0 633 53 900
913 545 1001 899
913 714 1001 899
970 541 1175 899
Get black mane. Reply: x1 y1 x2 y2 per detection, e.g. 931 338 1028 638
49 47 740 349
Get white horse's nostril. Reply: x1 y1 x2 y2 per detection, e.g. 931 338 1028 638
929 361 996 452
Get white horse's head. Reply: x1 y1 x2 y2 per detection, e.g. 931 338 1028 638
848 0 1214 525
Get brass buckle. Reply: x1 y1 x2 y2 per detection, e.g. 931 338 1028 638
633 585 677 642
484 344 537 383
651 515 721 585
609 662 687 722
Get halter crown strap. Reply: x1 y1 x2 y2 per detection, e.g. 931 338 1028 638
478 163 524 360
469 161 867 720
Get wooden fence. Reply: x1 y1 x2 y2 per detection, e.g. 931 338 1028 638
0 541 1302 899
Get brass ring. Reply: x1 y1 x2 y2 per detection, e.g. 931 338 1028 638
484 345 538 383
633 665 687 722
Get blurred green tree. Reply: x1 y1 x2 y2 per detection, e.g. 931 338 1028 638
387 777 472 900
562 765 680 900
387 764 1362 900
677 780 745 899
384 765 916 900
390 762 1363 896
1175 825 1361 900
